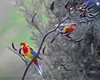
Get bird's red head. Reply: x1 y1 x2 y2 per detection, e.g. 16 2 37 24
70 23 78 29
20 42 27 48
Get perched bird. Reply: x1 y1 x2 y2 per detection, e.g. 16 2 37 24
20 42 42 75
51 23 78 43
56 23 78 34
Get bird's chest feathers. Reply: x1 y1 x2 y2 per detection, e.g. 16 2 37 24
22 47 33 58
23 47 28 54
68 27 74 32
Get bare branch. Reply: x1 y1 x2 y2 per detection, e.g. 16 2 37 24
31 13 44 36
26 13 44 36
65 1 70 9
66 35 83 42
31 13 37 23
50 1 61 22
20 0 99 79
6 1 98 80
86 17 95 21
43 53 72 71
21 11 71 80
12 42 17 51
42 46 46 54
88 12 99 17
50 1 54 11
8 43 28 65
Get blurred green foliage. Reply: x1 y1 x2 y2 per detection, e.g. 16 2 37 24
0 8 37 78
41 5 50 23
0 0 100 80
0 9 37 49
24 0 33 10
0 69 5 76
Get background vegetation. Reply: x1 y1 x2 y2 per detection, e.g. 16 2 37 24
0 0 100 80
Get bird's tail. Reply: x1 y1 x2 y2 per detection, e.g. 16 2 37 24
51 32 60 43
33 59 42 75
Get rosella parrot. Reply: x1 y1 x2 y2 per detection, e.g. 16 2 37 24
56 23 77 34
20 42 42 75
51 23 78 43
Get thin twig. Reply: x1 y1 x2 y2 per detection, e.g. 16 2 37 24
66 35 83 42
26 13 44 36
8 47 28 65
43 53 72 71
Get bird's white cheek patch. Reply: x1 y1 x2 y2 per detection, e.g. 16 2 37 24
72 25 77 29
21 45 23 48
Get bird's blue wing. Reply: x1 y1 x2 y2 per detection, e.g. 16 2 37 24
29 47 36 56
58 26 64 31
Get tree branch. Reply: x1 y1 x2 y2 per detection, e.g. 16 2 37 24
21 0 99 79
8 43 28 65
21 13 70 80
26 13 44 36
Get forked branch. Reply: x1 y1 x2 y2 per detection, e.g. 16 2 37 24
26 13 44 36
50 0 98 43
8 0 98 80
8 42 28 65
21 1 98 79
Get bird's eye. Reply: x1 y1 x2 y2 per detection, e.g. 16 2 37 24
73 24 76 26
20 43 23 48
72 24 77 28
